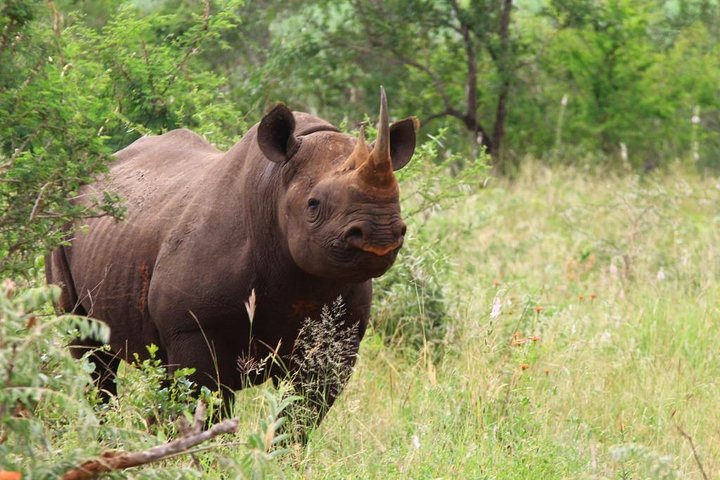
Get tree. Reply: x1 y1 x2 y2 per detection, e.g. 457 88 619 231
253 0 533 172
542 0 720 168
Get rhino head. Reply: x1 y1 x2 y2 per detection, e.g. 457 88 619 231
256 88 418 282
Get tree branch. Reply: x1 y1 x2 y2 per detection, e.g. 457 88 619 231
61 402 237 480
423 109 461 125
387 47 462 118
353 1 460 119
28 182 51 223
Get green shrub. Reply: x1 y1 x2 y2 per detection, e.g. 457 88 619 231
0 280 108 476
371 129 488 356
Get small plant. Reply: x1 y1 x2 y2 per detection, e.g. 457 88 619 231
100 344 221 438
239 387 300 478
285 297 359 442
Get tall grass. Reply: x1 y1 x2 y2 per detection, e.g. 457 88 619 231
287 162 720 478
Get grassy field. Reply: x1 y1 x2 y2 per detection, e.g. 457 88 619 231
3 163 719 479
270 162 720 478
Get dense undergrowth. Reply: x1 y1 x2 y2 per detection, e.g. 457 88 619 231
2 161 719 478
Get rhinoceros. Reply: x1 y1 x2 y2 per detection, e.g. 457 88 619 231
46 88 417 428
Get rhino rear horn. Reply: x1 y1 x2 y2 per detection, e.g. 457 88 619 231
340 125 369 171
258 103 301 163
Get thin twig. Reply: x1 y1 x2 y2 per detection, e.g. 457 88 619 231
158 0 211 96
29 182 51 222
46 0 65 66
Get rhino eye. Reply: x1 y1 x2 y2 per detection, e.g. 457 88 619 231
307 198 321 221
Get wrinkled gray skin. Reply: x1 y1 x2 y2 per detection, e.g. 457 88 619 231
46 94 417 429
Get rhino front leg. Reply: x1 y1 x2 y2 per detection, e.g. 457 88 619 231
281 321 362 443
163 330 239 416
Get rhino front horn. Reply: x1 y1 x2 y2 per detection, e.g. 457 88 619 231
358 87 395 187
371 86 391 168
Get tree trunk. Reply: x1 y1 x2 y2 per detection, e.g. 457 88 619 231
491 0 513 174
451 0 495 160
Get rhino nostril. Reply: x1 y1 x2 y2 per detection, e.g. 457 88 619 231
344 226 365 245
393 222 407 242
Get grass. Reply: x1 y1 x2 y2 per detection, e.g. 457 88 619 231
3 162 719 478
276 162 720 478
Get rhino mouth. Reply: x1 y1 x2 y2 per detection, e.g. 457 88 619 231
353 241 403 257
306 234 402 281
343 227 404 257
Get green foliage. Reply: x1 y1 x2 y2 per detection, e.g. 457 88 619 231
542 1 680 166
0 0 244 276
372 129 488 356
0 0 118 275
101 344 217 435
0 280 108 476
86 0 245 151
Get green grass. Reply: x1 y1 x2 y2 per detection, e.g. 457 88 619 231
278 162 720 478
3 162 719 478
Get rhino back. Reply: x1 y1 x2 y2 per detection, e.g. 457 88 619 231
66 129 233 356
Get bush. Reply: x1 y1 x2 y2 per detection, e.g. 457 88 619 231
371 129 488 357
0 280 108 476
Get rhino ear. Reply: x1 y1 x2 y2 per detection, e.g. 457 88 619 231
389 116 419 171
257 103 301 164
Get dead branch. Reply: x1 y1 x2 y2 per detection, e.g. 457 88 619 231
29 182 51 223
61 402 237 480
675 425 709 480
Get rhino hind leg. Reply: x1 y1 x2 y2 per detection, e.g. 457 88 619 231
70 334 121 403
46 248 119 401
